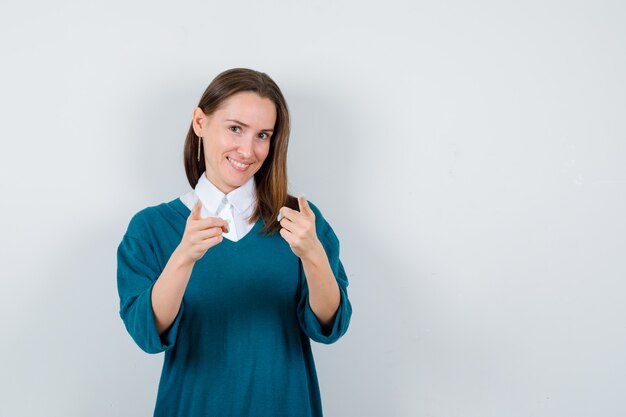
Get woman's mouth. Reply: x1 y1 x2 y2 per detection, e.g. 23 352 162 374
227 156 251 172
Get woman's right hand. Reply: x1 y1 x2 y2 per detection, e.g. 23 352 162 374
176 199 229 264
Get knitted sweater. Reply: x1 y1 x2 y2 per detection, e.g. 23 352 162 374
116 197 352 417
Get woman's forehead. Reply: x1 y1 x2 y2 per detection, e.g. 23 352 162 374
216 93 276 126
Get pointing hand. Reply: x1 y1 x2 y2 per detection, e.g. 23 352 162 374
176 199 229 264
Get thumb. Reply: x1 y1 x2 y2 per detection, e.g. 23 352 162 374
221 218 230 234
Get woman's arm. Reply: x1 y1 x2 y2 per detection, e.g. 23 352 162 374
300 242 341 328
151 200 229 336
278 195 350 336
150 248 195 336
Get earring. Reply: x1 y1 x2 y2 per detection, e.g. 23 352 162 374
197 136 202 162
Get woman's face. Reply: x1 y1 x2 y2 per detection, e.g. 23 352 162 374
193 91 276 195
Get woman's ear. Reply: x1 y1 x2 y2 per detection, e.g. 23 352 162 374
192 107 208 136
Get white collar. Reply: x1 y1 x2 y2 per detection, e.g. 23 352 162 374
195 172 256 215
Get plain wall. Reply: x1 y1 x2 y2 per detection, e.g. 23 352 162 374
1 0 625 416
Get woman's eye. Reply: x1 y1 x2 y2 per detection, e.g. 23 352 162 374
229 126 242 133
259 132 270 140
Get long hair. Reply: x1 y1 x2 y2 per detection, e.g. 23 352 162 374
183 68 298 236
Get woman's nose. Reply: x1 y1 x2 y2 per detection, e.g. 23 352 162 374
237 136 253 157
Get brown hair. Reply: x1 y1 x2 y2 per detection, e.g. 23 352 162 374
183 68 298 235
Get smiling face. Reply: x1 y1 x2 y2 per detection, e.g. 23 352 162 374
193 91 277 194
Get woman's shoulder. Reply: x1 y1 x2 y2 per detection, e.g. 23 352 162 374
123 204 159 238
302 197 336 238
123 197 187 238
302 198 344 259
305 199 324 220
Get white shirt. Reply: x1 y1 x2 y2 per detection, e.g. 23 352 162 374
179 172 257 242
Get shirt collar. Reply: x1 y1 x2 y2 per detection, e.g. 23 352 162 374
195 172 256 215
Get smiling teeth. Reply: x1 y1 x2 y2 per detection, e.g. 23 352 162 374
228 157 250 169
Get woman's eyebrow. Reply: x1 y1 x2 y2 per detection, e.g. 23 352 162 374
226 119 274 132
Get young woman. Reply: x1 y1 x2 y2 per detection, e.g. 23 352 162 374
116 67 352 417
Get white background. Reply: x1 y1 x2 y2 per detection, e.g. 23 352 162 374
1 1 625 416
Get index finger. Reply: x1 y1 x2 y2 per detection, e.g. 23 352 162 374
198 216 229 233
189 199 202 220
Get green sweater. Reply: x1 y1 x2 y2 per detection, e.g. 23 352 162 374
116 197 352 417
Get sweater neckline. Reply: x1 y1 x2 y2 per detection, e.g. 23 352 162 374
169 197 266 251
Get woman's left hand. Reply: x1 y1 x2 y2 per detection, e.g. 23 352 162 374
278 195 323 259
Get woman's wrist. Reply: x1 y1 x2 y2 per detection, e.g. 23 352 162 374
172 245 196 269
300 239 326 266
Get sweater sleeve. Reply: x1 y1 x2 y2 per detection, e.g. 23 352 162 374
116 231 184 354
297 203 352 344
